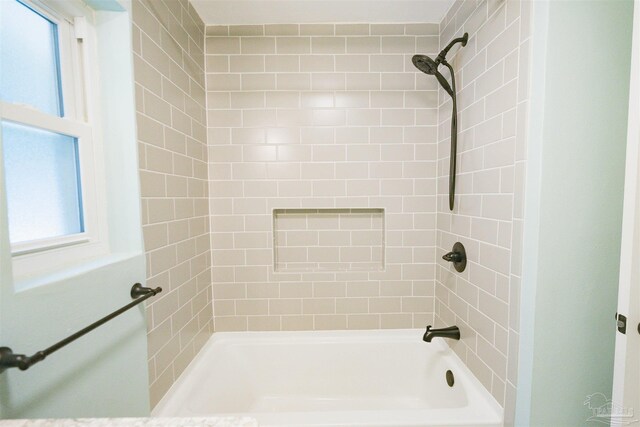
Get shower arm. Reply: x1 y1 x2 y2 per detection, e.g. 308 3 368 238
442 60 457 211
436 35 469 65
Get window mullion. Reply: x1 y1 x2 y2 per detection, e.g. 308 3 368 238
1 102 90 139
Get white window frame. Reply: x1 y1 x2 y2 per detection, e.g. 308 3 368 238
1 0 109 278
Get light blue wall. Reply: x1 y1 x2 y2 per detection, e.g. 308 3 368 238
0 256 148 418
0 2 150 419
516 1 634 425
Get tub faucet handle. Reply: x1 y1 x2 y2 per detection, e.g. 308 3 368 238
442 251 462 262
442 242 467 272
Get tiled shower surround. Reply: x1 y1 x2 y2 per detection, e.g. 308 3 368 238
434 0 531 421
132 0 213 407
206 23 441 332
131 0 532 414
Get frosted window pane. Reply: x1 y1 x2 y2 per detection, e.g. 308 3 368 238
2 121 84 244
0 0 64 116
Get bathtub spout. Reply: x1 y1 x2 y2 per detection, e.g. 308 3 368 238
423 325 460 342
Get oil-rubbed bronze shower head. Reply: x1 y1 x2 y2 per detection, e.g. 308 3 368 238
411 54 453 96
411 32 468 98
411 54 438 74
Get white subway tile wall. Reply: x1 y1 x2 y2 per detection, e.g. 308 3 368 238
206 23 439 332
434 0 530 422
132 0 212 407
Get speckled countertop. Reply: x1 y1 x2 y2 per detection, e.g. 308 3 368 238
0 417 257 427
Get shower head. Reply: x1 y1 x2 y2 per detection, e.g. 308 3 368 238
411 32 468 98
412 54 453 96
412 54 439 75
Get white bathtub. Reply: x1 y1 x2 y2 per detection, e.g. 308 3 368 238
153 329 503 427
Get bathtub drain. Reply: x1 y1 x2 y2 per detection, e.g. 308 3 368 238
446 370 455 387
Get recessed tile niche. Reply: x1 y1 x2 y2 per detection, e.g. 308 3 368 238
273 208 385 272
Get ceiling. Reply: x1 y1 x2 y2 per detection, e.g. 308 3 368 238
190 0 455 25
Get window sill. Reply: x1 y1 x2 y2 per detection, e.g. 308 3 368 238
13 250 144 294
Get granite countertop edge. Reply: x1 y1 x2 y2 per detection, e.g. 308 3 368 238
0 417 258 427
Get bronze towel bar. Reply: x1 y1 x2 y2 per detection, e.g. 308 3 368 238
0 283 161 373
